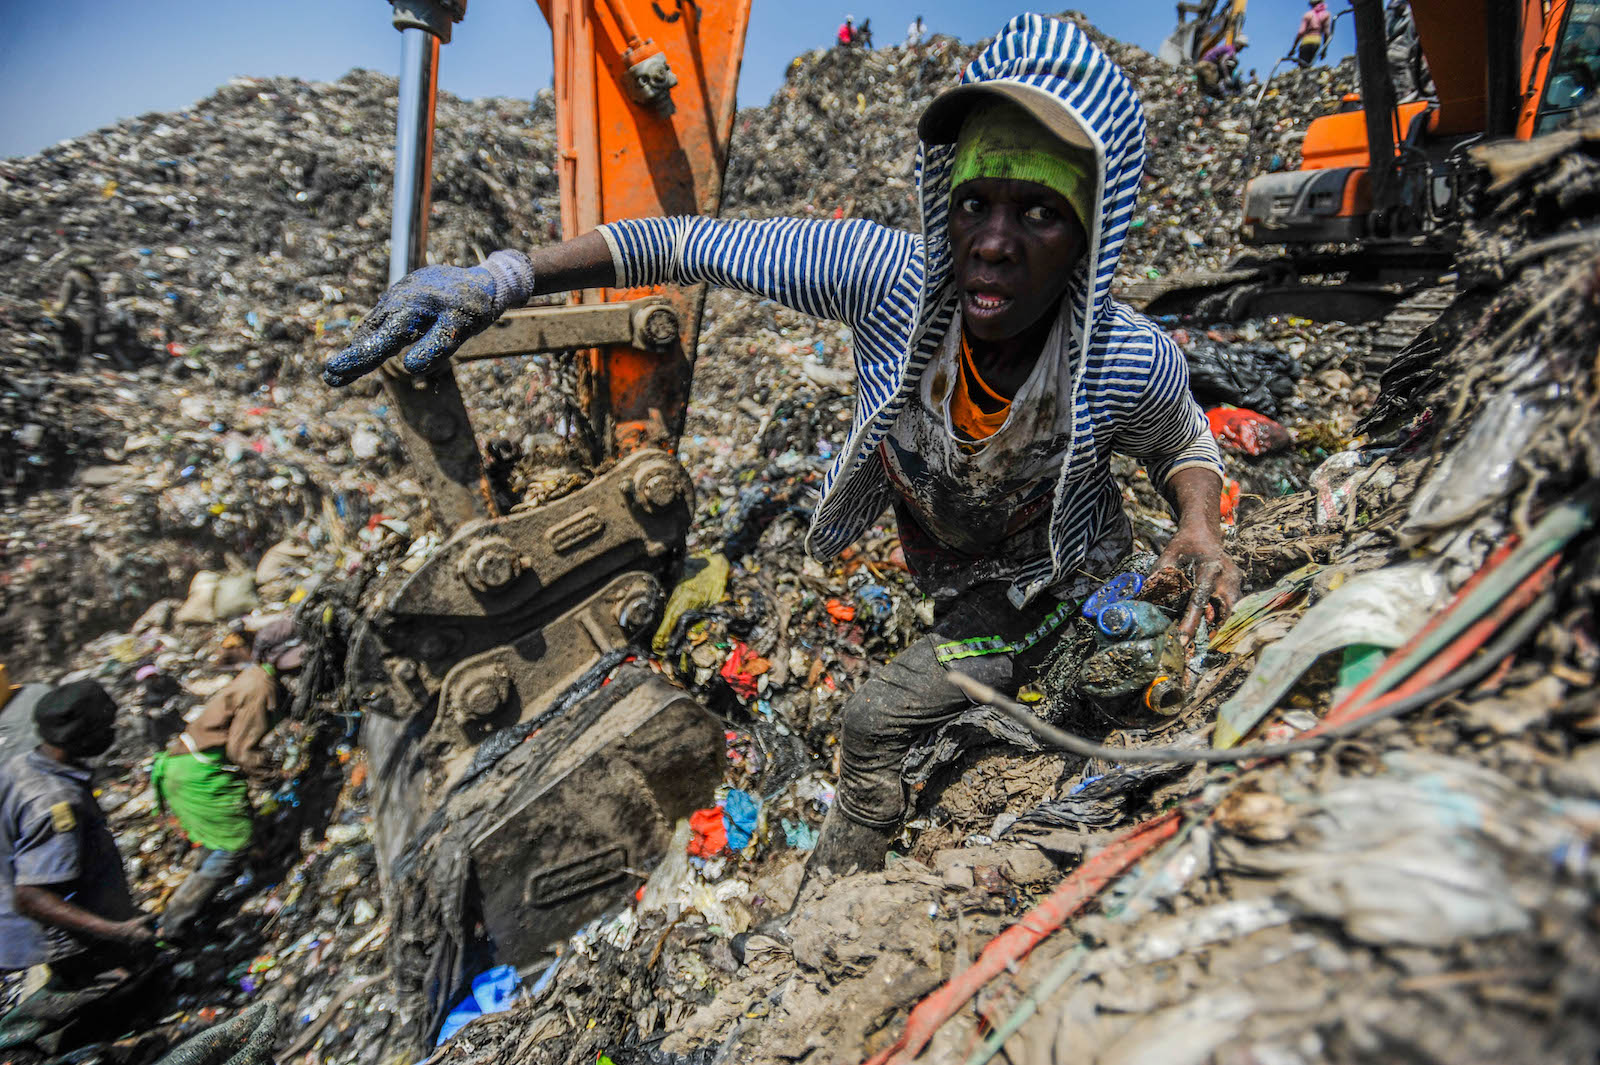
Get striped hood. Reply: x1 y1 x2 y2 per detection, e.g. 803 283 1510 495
802 14 1159 603
916 13 1145 377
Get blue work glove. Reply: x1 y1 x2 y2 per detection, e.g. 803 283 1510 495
322 250 535 386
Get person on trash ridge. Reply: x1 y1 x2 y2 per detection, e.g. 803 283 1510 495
322 12 1241 901
837 15 856 48
149 619 305 940
905 15 927 48
1295 0 1332 69
1196 34 1249 97
0 681 157 1051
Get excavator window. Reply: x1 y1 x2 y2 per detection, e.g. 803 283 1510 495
1538 0 1600 133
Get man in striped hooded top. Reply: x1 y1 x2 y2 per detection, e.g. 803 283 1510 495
324 14 1242 885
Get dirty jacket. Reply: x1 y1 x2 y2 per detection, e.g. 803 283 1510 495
170 664 280 784
599 15 1223 606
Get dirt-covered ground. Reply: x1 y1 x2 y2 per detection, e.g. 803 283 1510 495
2 11 1597 1065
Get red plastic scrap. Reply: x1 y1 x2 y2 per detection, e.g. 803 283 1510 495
1206 407 1293 456
1220 476 1241 522
826 598 857 623
718 640 763 699
687 806 727 857
861 809 1182 1065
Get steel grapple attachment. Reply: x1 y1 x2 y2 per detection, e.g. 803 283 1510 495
352 450 721 1036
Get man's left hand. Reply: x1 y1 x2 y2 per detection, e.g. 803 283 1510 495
1153 525 1242 640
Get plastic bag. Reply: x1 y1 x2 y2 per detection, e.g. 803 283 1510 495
1183 339 1301 417
1308 449 1396 525
652 553 729 652
1404 390 1544 533
1214 562 1447 747
437 965 522 1044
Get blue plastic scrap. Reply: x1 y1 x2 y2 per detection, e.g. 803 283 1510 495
436 965 521 1044
723 788 761 852
782 818 819 851
1082 572 1144 621
1095 600 1171 640
857 584 894 621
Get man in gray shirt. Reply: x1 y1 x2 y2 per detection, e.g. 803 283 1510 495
0 680 155 1054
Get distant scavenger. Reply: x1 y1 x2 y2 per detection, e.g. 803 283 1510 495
1196 34 1248 97
149 619 305 940
1295 0 1332 68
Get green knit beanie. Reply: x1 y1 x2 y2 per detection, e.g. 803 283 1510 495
949 99 1096 232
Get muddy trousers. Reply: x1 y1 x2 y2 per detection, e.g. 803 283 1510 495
834 583 1076 834
160 847 246 940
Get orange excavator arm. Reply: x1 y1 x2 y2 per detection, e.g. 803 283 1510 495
353 9 753 1035
379 0 749 530
536 0 750 454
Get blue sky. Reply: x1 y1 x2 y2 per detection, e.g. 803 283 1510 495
0 1 1347 159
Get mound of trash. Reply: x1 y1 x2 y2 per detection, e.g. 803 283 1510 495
0 71 562 670
432 100 1600 1065
722 14 1358 277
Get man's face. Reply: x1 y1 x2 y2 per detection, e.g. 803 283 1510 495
948 177 1087 343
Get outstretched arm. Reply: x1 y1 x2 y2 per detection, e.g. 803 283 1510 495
322 217 902 387
322 232 616 386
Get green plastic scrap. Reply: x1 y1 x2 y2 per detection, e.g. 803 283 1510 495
1334 643 1388 703
652 552 730 653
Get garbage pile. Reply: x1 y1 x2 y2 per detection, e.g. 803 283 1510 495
723 16 1354 248
722 36 971 226
0 71 562 671
401 66 1597 1065
0 69 566 1065
1122 54 1359 279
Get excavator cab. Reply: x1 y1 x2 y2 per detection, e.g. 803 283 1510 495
1530 0 1600 134
1242 100 1435 244
1131 0 1599 323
